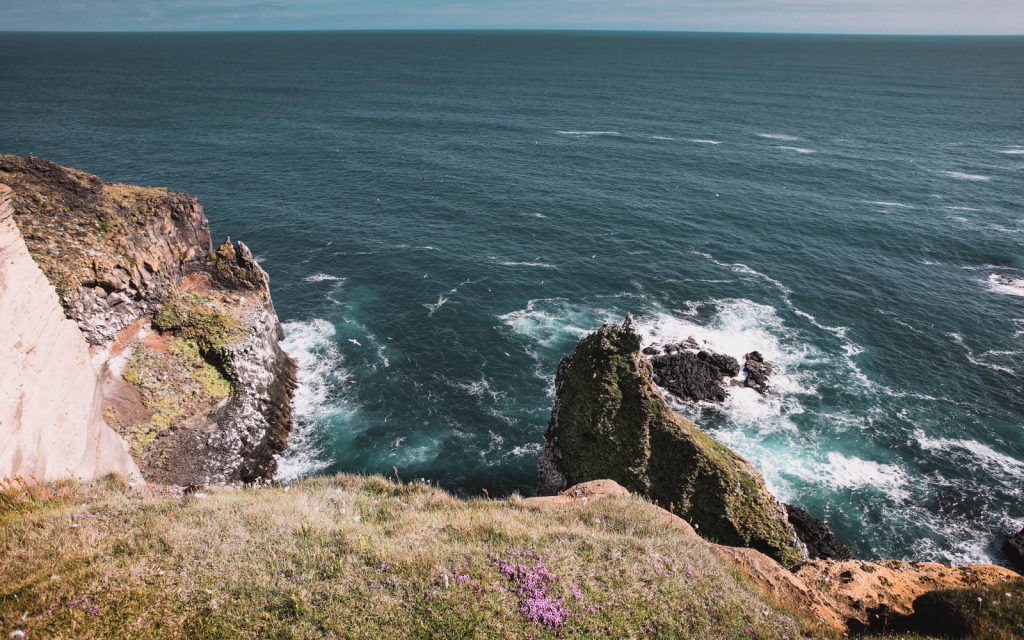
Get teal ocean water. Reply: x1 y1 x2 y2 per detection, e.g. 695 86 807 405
2 32 1022 565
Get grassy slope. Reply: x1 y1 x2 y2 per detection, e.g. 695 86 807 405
0 475 817 639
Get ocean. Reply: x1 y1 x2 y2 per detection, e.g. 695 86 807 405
1 31 1022 565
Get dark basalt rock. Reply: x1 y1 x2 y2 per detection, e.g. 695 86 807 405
743 351 773 394
785 504 854 560
650 350 740 402
1004 526 1024 570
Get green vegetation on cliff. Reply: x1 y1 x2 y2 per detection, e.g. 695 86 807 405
0 475 813 640
153 291 244 357
121 338 232 455
540 319 806 567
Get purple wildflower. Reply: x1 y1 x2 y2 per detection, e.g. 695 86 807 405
496 555 569 629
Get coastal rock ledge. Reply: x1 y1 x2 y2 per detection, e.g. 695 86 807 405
538 315 807 567
0 155 296 485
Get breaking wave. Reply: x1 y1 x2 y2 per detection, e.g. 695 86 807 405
275 319 349 481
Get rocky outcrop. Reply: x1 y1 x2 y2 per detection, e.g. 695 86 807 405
0 155 296 484
530 479 1021 634
538 316 806 567
0 184 140 482
650 349 739 402
793 559 1020 632
1006 526 1024 571
647 340 774 403
742 351 773 394
785 504 854 560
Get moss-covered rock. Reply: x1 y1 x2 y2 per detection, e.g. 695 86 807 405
153 290 243 358
539 316 806 567
121 338 232 457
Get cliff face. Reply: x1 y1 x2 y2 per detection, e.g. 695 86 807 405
539 316 806 567
0 184 140 481
0 155 296 484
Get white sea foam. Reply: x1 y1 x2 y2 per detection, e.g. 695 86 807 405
557 129 618 135
777 146 815 154
498 260 555 268
651 135 675 140
276 319 348 481
813 453 909 501
945 206 981 212
509 443 543 457
948 332 1019 374
691 139 722 145
865 200 914 209
986 273 1024 298
423 295 449 315
757 133 801 141
999 147 1024 155
498 299 619 394
688 250 858 352
498 298 612 351
942 171 991 182
454 375 504 403
304 273 345 283
917 430 1024 478
634 299 816 437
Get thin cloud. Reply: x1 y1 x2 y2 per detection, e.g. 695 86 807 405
0 0 1021 34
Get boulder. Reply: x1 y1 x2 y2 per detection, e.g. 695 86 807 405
650 349 740 402
785 504 854 560
539 316 806 567
1004 526 1024 570
743 351 773 394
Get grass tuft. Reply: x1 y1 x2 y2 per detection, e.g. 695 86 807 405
0 474 821 639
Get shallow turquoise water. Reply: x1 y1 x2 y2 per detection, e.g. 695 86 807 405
2 32 1023 564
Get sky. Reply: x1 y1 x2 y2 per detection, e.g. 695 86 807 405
1 0 1022 35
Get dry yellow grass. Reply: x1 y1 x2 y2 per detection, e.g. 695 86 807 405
1 474 821 639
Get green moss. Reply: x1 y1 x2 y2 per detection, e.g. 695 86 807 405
121 337 233 456
154 291 243 357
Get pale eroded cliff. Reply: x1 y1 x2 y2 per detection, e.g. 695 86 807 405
0 184 140 481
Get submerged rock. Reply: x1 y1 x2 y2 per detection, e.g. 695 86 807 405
785 504 854 560
539 316 806 567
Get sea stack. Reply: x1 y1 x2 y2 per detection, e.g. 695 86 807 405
538 315 806 567
0 155 296 484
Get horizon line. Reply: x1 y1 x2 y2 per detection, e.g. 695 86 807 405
2 28 1023 37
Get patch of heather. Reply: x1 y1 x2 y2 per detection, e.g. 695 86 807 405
496 552 572 629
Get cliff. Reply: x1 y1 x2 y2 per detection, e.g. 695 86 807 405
0 185 140 482
0 156 296 484
539 316 806 566
2 475 1020 639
